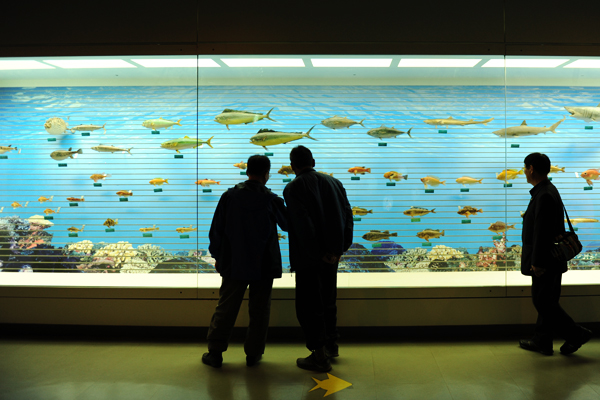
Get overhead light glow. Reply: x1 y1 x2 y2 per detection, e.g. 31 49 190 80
311 59 392 67
398 59 481 68
131 59 220 68
221 58 305 67
482 59 570 68
42 59 136 69
0 60 55 70
564 60 600 68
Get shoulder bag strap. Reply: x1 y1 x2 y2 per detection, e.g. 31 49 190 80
562 204 575 233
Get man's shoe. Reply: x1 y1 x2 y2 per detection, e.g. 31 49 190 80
560 327 593 355
296 347 332 372
324 343 339 358
202 351 223 368
246 354 262 367
519 339 554 355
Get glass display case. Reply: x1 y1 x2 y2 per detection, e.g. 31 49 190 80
1 55 600 289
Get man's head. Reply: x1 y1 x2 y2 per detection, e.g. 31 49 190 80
524 152 550 185
247 155 271 184
290 145 315 174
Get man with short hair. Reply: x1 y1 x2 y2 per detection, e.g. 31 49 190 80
284 145 353 372
203 155 287 368
519 152 592 355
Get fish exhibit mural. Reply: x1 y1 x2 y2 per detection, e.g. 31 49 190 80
214 108 276 130
249 126 316 150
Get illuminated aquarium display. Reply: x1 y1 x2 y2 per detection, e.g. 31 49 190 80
1 55 600 283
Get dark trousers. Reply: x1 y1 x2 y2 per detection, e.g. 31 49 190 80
207 277 274 356
532 272 579 343
295 262 339 351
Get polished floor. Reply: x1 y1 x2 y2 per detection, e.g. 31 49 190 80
1 334 599 400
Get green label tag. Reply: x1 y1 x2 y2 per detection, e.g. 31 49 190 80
174 154 183 159
460 188 469 192
240 171 247 176
462 219 471 224
119 198 128 202
386 182 396 186
493 235 502 240
151 130 160 134
93 183 102 187
105 228 115 233
154 188 163 193
351 177 360 181
47 138 57 142
58 164 67 167
143 233 153 238
438 130 447 134
422 242 432 246
69 203 78 207
378 143 387 146
44 216 53 220
425 189 434 193
411 218 420 222
511 144 519 148
69 233 78 238
371 242 382 248
574 227 579 231
548 177 552 181
180 234 190 239
504 183 513 188
283 178 291 183
81 132 90 136
584 186 593 191
585 126 593 130
0 155 7 159
203 189 212 193
264 152 273 156
353 217 361 222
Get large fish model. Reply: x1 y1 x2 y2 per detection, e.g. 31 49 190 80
367 126 412 140
92 144 133 154
50 148 82 161
565 103 600 122
492 117 565 137
214 108 275 130
249 127 316 150
456 176 483 186
142 118 182 130
496 169 523 182
160 136 214 153
416 229 444 242
488 221 515 234
321 116 365 130
424 116 493 128
71 123 106 134
567 218 599 225
149 178 169 186
421 176 445 188
362 230 397 241
0 145 20 154
44 117 69 135
578 169 600 186
403 207 435 217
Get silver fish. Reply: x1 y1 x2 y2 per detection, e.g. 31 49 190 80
92 144 133 154
424 116 493 128
367 125 412 140
492 117 564 137
214 108 275 130
50 148 82 161
565 103 600 122
70 123 106 134
321 116 365 130
249 127 317 150
0 145 20 154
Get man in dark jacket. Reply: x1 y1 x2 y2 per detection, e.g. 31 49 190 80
519 152 592 355
203 155 287 368
283 145 353 372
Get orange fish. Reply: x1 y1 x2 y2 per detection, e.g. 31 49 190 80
67 196 85 202
90 173 111 183
580 169 600 186
11 201 29 209
116 190 133 197
149 178 169 186
38 196 54 203
383 171 408 181
421 176 446 188
348 166 371 176
43 207 61 215
195 179 220 187
233 161 247 170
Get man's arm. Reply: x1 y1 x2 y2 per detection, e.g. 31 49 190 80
341 186 354 253
271 196 288 232
532 192 556 268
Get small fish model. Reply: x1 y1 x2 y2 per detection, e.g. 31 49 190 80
488 221 515 234
579 169 600 186
11 201 29 209
318 171 334 177
90 173 111 183
421 176 445 188
249 127 317 150
44 117 69 135
492 118 565 137
456 176 483 186
50 148 82 161
71 123 106 134
67 225 85 233
142 117 182 130
348 166 371 175
149 178 169 186
38 196 54 203
176 225 197 233
352 206 373 216
195 179 220 187
403 206 435 217
496 169 523 182
0 207 3 213
362 230 398 241
565 103 600 122
424 116 494 128
367 126 412 140
278 165 294 176
160 136 214 153
383 171 408 181
91 144 133 154
457 206 483 218
416 229 445 242
140 225 160 232
567 218 599 225
321 116 365 130
103 218 118 228
214 108 276 130
549 165 565 174
66 196 85 202
0 145 20 154
233 161 247 170
278 233 287 241
43 207 61 215
116 190 133 197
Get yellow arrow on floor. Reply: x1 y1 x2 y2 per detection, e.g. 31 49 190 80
310 373 352 397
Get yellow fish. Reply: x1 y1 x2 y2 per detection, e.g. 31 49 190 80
43 207 61 215
420 176 445 188
457 206 483 218
68 225 85 233
403 207 435 217
103 218 118 227
488 221 515 234
416 229 445 242
11 201 29 209
195 179 220 187
278 233 287 241
550 165 565 174
38 196 54 203
278 165 294 176
310 373 352 397
567 218 599 225
455 176 483 186
149 178 169 186
496 169 523 182
352 206 373 216
90 173 111 183
176 225 197 233
233 161 247 170
140 225 160 232
384 171 408 181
